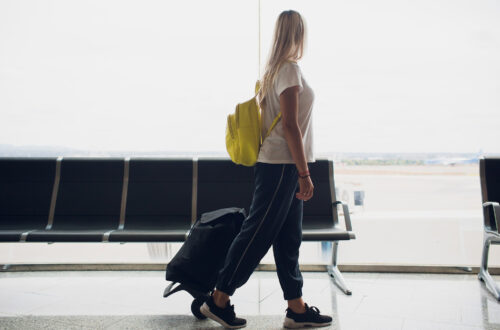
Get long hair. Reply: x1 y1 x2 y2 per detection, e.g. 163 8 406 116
258 10 305 109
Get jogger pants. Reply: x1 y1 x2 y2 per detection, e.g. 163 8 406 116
215 162 304 300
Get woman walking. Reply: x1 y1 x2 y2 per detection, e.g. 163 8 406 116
200 10 332 329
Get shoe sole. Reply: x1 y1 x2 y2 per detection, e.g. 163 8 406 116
283 317 332 329
200 302 247 329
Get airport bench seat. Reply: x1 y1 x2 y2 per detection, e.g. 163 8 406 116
25 158 124 242
479 157 500 301
0 158 56 241
0 157 355 295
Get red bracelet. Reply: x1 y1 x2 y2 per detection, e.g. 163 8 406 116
298 170 310 177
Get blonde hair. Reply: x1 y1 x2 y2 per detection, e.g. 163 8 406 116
258 10 305 109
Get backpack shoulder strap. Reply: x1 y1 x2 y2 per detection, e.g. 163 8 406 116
265 113 281 138
255 79 281 139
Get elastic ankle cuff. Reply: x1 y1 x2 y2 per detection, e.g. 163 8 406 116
284 291 303 301
215 285 235 297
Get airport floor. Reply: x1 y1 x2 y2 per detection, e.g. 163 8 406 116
0 270 499 330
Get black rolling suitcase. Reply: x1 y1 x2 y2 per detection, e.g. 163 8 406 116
163 207 246 319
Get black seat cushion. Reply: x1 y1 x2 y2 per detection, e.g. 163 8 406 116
0 158 56 236
121 159 193 230
197 159 254 216
303 216 337 230
303 160 335 228
0 216 50 230
49 158 124 231
480 157 500 232
108 159 193 242
481 158 500 204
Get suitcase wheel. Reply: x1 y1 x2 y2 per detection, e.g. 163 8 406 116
191 297 207 320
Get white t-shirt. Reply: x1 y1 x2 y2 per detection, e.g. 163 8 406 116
257 61 315 164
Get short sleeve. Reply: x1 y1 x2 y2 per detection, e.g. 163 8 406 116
275 62 303 96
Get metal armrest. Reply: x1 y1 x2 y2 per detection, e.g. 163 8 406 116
479 202 500 300
482 202 500 234
333 201 353 232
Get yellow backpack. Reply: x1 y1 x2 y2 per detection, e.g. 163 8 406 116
226 82 281 166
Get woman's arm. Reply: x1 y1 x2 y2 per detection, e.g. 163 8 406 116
280 86 314 201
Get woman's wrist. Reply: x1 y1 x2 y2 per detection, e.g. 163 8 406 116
298 169 310 179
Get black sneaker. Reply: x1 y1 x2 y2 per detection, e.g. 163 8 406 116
200 294 247 329
283 303 332 328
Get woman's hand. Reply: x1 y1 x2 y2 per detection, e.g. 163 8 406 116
296 176 314 201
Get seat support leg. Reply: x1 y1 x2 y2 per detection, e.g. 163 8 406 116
478 234 500 301
327 241 352 295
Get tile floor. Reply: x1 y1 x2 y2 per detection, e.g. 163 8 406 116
0 271 499 329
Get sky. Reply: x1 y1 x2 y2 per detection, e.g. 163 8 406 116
0 0 499 154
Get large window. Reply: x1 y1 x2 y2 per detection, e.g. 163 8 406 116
0 0 258 154
1 0 499 267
